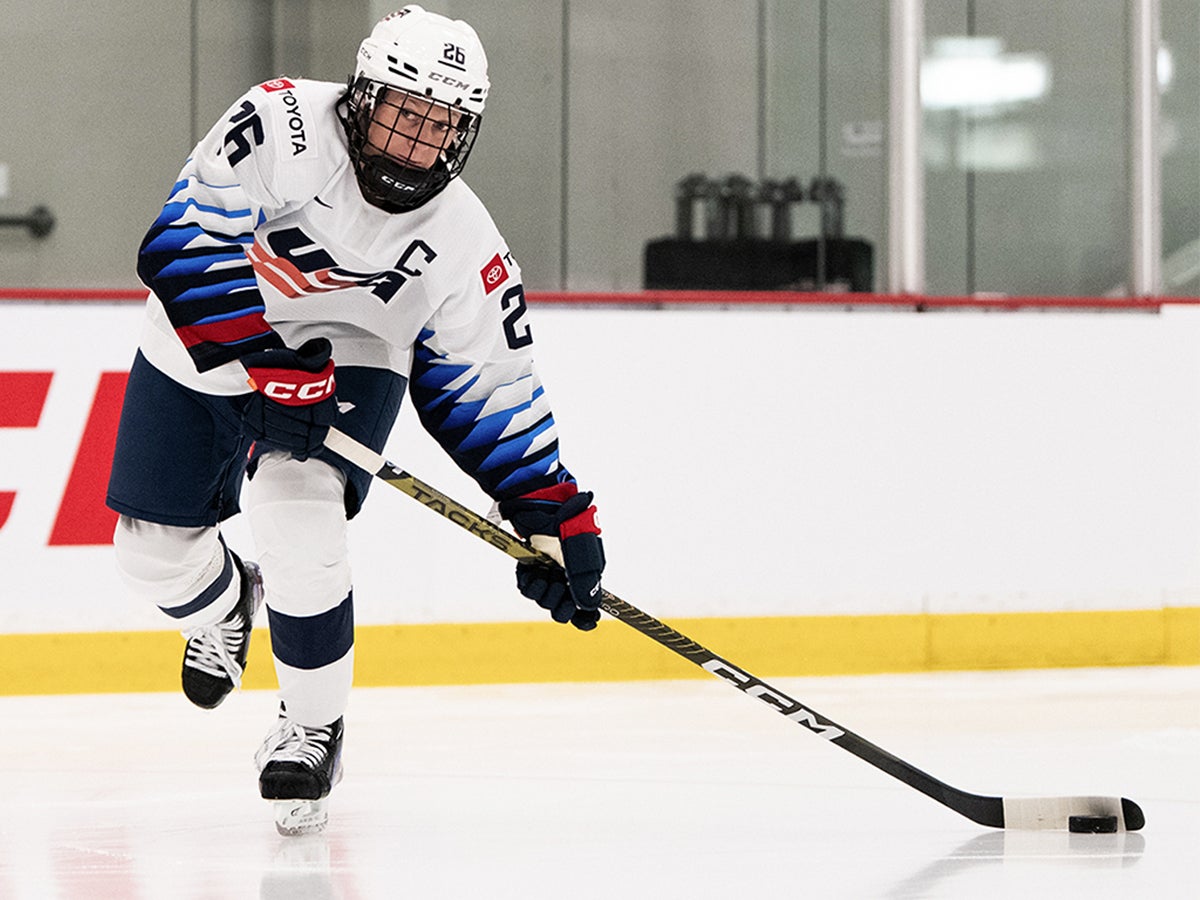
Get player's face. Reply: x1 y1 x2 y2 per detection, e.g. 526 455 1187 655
366 90 461 171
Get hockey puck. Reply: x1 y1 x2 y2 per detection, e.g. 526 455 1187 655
1068 815 1119 833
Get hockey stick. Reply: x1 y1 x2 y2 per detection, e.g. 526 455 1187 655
324 426 1145 832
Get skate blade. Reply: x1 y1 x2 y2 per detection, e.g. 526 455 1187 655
272 797 330 836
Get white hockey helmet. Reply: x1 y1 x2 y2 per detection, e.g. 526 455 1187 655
357 5 489 114
340 6 491 212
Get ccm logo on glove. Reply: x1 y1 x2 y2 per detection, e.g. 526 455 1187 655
240 337 339 460
248 370 336 405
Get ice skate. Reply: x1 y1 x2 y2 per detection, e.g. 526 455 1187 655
181 557 264 709
256 709 344 836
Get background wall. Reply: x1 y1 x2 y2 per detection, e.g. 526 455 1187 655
2 2 1196 295
3 300 1198 636
0 0 369 288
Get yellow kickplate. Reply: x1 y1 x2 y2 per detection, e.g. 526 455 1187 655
0 607 1195 696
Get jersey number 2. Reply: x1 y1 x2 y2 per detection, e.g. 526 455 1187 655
500 285 532 349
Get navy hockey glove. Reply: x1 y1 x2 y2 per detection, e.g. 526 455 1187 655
498 483 605 632
241 337 338 461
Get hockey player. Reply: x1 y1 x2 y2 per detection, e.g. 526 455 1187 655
106 5 605 835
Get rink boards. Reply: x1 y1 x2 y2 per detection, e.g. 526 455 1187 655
1 298 1198 693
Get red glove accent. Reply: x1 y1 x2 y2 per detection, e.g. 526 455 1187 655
518 483 601 538
559 505 600 539
245 359 336 407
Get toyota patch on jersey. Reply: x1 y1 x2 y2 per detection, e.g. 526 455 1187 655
480 253 508 294
260 78 296 93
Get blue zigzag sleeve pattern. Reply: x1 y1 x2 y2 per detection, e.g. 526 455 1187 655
409 328 571 500
137 172 283 371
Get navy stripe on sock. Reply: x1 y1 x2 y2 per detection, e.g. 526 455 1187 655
160 546 235 620
267 592 355 670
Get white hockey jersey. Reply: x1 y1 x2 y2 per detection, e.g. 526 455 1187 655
136 77 567 499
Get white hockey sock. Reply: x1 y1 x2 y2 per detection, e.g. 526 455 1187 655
113 516 241 629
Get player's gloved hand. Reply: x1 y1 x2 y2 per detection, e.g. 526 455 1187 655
498 483 605 632
241 337 338 461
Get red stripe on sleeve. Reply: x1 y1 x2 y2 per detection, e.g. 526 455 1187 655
177 312 274 349
521 483 578 503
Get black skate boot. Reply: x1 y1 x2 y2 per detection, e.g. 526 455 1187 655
256 708 345 836
180 555 264 709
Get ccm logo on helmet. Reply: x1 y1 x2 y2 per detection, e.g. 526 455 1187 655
260 374 336 403
429 72 472 90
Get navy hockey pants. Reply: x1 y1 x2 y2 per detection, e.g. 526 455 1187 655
106 350 406 526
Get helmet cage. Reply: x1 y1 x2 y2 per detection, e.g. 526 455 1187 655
339 75 482 213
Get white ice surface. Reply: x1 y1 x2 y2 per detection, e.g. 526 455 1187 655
2 666 1197 899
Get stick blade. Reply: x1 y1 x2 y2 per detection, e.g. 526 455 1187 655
1002 795 1145 831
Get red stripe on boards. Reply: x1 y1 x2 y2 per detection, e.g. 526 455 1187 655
48 372 128 546
0 371 53 427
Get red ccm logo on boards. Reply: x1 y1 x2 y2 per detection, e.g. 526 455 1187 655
0 370 127 545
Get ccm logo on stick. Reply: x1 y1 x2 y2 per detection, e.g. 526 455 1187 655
701 658 845 739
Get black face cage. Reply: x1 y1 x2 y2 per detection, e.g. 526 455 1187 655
338 76 482 213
